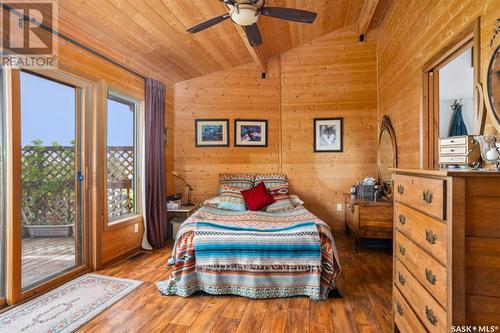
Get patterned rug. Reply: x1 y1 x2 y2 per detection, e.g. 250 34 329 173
0 274 142 333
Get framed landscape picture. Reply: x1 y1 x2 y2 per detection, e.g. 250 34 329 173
195 119 229 147
314 118 343 152
234 119 268 147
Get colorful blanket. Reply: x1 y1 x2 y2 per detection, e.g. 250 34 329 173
156 205 341 300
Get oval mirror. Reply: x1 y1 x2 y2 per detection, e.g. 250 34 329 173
377 116 397 198
485 36 500 132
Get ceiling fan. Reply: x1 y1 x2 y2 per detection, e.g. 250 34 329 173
186 0 317 47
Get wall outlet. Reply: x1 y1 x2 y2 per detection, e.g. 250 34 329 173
134 223 139 233
336 203 343 211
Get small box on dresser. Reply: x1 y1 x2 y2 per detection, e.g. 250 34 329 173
392 169 500 332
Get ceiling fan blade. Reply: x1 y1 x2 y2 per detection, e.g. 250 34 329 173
244 24 263 47
187 14 230 33
260 7 317 24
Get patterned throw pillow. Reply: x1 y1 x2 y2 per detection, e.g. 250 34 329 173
266 184 294 213
217 185 247 211
254 173 288 189
219 174 255 193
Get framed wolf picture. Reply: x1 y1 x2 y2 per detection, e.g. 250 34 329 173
314 118 343 152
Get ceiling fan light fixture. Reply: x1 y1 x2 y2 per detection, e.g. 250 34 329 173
230 5 259 26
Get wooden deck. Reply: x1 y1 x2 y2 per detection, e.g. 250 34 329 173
22 237 75 288
76 233 393 333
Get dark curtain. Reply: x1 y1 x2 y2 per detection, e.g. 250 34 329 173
449 107 468 137
145 78 167 249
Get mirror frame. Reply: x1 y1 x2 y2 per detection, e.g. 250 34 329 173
484 22 500 133
377 115 398 198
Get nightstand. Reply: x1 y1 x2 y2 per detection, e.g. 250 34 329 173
167 205 199 239
344 194 393 251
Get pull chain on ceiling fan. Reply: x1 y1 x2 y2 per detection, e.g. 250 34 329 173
187 0 317 47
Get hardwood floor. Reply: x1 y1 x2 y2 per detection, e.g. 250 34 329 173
77 234 393 333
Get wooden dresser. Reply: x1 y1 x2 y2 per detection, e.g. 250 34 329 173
392 169 500 332
344 194 393 250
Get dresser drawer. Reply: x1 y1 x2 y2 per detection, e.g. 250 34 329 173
395 260 447 333
440 137 467 146
393 286 427 333
439 146 467 154
396 231 447 308
439 156 466 164
395 202 447 265
394 175 446 220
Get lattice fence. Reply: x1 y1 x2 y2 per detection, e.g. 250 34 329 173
21 145 134 225
107 147 134 219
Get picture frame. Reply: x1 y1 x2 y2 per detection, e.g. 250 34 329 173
195 119 229 147
234 119 268 147
314 118 343 152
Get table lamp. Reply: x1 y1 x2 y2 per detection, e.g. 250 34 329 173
172 171 195 206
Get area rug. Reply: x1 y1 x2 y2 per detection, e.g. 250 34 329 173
0 273 142 333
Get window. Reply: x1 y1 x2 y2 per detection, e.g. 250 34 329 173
438 47 475 137
106 92 139 223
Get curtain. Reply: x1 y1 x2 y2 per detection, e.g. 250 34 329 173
449 104 468 137
143 78 167 249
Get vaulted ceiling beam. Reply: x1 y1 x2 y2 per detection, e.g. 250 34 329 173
235 26 268 73
357 0 380 36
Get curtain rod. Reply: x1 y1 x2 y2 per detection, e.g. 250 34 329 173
1 3 147 80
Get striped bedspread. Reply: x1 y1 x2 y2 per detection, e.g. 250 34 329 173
156 205 341 300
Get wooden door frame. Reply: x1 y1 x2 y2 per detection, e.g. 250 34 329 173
5 68 92 305
421 18 481 169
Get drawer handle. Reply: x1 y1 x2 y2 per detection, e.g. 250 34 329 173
397 184 405 194
425 229 438 244
398 273 406 285
398 214 406 225
422 190 433 204
425 306 438 326
397 303 404 316
425 268 437 285
351 205 355 214
399 244 406 255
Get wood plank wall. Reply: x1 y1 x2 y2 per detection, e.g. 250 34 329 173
174 57 282 201
174 30 378 230
377 0 500 168
281 31 378 229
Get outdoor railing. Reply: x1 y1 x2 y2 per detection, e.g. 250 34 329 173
21 143 134 226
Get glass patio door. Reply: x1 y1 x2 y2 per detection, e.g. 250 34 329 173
5 69 90 303
19 70 85 290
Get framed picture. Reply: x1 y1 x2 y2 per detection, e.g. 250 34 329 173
195 119 229 147
314 118 343 152
234 119 268 147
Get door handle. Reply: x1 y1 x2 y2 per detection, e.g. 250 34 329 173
77 171 84 182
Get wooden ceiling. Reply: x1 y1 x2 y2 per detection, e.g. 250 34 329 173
54 0 389 84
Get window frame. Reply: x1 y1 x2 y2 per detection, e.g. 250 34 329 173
104 88 143 228
421 18 481 168
5 67 91 305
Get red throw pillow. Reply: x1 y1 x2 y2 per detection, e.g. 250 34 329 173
241 182 276 211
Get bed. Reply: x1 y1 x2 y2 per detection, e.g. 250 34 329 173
156 204 342 300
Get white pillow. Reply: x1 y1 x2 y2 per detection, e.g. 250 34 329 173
290 195 304 207
203 196 221 206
